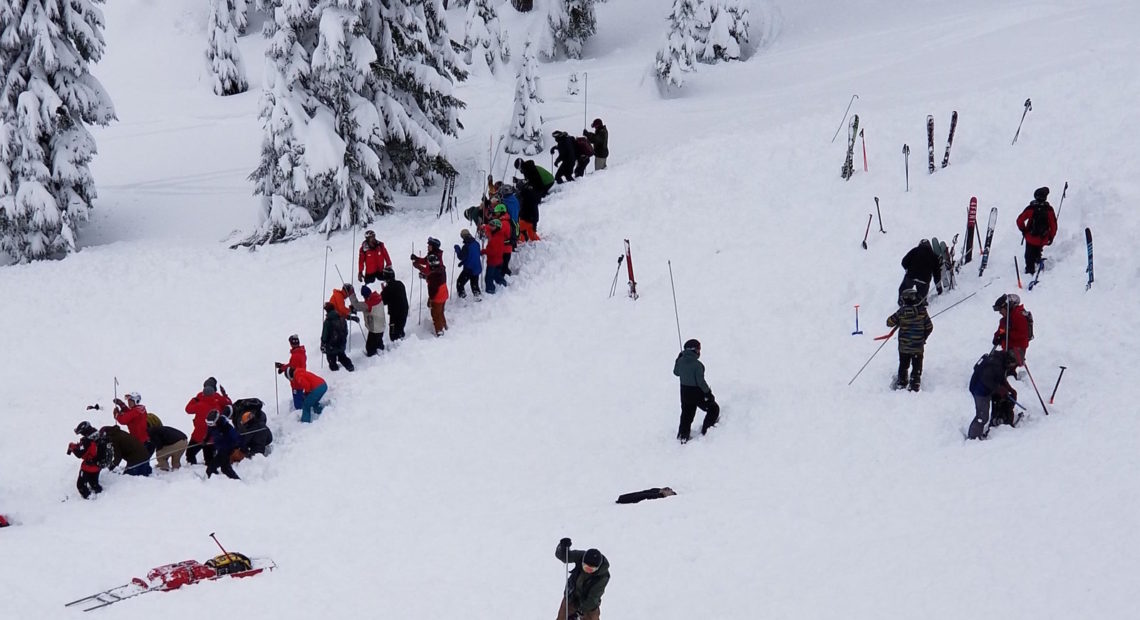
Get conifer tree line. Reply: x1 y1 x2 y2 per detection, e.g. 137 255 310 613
657 0 751 89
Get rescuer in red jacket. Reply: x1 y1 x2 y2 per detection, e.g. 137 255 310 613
992 293 1033 366
68 421 105 499
1015 187 1058 275
113 392 150 449
276 334 307 410
358 230 393 284
185 377 232 465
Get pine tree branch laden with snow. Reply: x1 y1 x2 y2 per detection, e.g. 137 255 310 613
542 0 596 60
655 0 699 89
504 38 542 156
462 0 510 74
0 0 115 262
207 0 250 96
698 0 750 63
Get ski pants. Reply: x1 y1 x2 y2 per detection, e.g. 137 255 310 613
485 265 507 294
124 460 152 477
1024 243 1044 273
520 220 541 242
156 439 188 471
301 384 327 423
186 442 215 466
429 301 448 336
293 389 305 410
556 596 600 620
389 316 407 342
456 268 481 296
897 351 924 385
678 385 720 441
206 450 240 480
555 160 575 183
967 395 993 439
326 351 354 371
574 156 590 178
365 331 385 357
77 470 102 499
594 156 607 171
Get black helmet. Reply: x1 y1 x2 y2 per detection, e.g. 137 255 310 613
1034 186 1049 201
900 287 921 306
288 334 300 347
427 237 441 248
75 421 96 437
993 293 1019 311
513 158 522 170
380 266 395 280
583 548 603 568
683 339 701 351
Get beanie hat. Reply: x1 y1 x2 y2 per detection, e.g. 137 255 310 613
203 377 217 395
592 118 603 129
583 549 603 568
460 228 472 238
514 158 522 170
1034 187 1049 201
361 285 372 298
683 338 701 351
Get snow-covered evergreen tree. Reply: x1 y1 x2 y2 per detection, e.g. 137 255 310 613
504 38 542 156
233 0 251 34
207 0 250 96
699 0 750 63
655 0 699 89
542 0 596 60
462 0 510 74
0 0 116 262
365 0 466 195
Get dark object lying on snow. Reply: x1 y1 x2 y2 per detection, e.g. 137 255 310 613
616 487 676 504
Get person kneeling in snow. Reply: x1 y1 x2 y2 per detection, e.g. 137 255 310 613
555 538 610 620
286 366 327 423
204 411 240 480
967 350 1020 440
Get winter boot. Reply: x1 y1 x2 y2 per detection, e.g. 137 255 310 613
908 377 921 392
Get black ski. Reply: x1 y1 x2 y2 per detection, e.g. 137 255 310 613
977 207 997 277
841 115 859 180
926 115 935 173
962 197 977 264
1085 227 1094 290
941 111 958 168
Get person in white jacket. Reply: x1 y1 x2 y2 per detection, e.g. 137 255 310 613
349 286 387 356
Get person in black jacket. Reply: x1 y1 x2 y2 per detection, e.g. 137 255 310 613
550 130 577 184
149 424 188 471
513 157 553 197
555 538 610 620
583 118 609 170
899 239 943 302
320 302 354 371
967 350 1020 440
232 399 274 457
205 411 241 480
100 425 152 476
379 267 409 341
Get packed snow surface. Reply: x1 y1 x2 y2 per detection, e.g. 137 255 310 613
3 0 1140 618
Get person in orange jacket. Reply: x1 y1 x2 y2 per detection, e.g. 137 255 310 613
185 377 232 465
112 392 151 450
275 334 307 409
328 284 353 319
286 366 327 423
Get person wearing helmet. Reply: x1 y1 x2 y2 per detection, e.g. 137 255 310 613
276 335 308 409
348 284 387 356
1015 187 1058 275
583 118 608 171
554 538 610 620
481 217 509 294
67 422 106 499
204 411 241 480
358 230 393 284
492 203 516 275
992 294 1033 367
454 229 483 300
899 239 943 302
321 301 355 371
513 157 554 196
379 267 409 341
411 237 444 264
967 350 1020 439
99 424 152 476
886 287 934 391
672 339 719 443
185 377 233 465
412 249 449 336
286 366 327 423
549 130 578 183
112 392 151 449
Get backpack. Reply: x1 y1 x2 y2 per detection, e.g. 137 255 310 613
576 136 594 157
94 433 116 470
146 413 163 429
1024 309 1034 340
1029 204 1051 237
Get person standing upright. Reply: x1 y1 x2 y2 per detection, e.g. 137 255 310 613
1015 187 1058 275
583 118 608 171
672 339 720 443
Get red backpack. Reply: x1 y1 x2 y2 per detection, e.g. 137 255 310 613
576 136 594 157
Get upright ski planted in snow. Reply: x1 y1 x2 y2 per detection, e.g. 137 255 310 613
1085 227 1094 290
841 115 860 180
926 115 935 174
941 111 958 168
624 239 638 300
977 207 998 277
962 197 977 264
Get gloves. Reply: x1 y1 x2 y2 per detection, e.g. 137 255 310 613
113 398 126 409
320 345 327 353
936 285 943 295
219 385 227 397
454 244 461 254
992 333 1003 346
558 537 572 551
409 253 418 261
275 362 284 373
67 442 77 455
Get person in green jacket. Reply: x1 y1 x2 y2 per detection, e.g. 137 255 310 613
673 338 719 443
555 538 609 620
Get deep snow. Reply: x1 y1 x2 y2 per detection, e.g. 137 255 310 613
3 0 1140 618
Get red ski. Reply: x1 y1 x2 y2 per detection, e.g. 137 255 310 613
624 239 638 300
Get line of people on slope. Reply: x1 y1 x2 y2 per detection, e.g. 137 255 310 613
67 378 275 498
888 186 1052 438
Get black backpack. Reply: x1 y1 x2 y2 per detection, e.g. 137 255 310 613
1029 204 1051 237
94 433 116 470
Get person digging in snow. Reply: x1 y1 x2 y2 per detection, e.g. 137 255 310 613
1015 187 1058 275
204 411 240 480
898 239 943 302
513 157 555 196
379 267 409 342
886 287 934 391
555 538 610 620
550 130 578 183
321 302 355 371
673 338 720 443
185 377 232 466
112 391 151 451
68 421 107 499
967 350 1020 440
286 366 327 423
276 334 307 409
348 285 387 356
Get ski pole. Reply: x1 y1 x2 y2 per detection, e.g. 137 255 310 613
848 331 893 385
668 260 682 349
1011 98 1032 145
930 289 981 319
1049 365 1067 404
321 246 332 368
274 367 280 416
416 244 423 326
860 128 868 172
209 532 232 558
562 544 570 620
1015 257 1022 289
1055 181 1069 221
860 213 872 249
608 255 624 298
875 197 885 233
583 72 588 130
902 144 910 192
334 264 368 341
113 376 119 400
851 305 863 335
1022 361 1050 416
830 94 858 143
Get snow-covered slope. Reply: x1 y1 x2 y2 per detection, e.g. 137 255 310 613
3 0 1140 618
